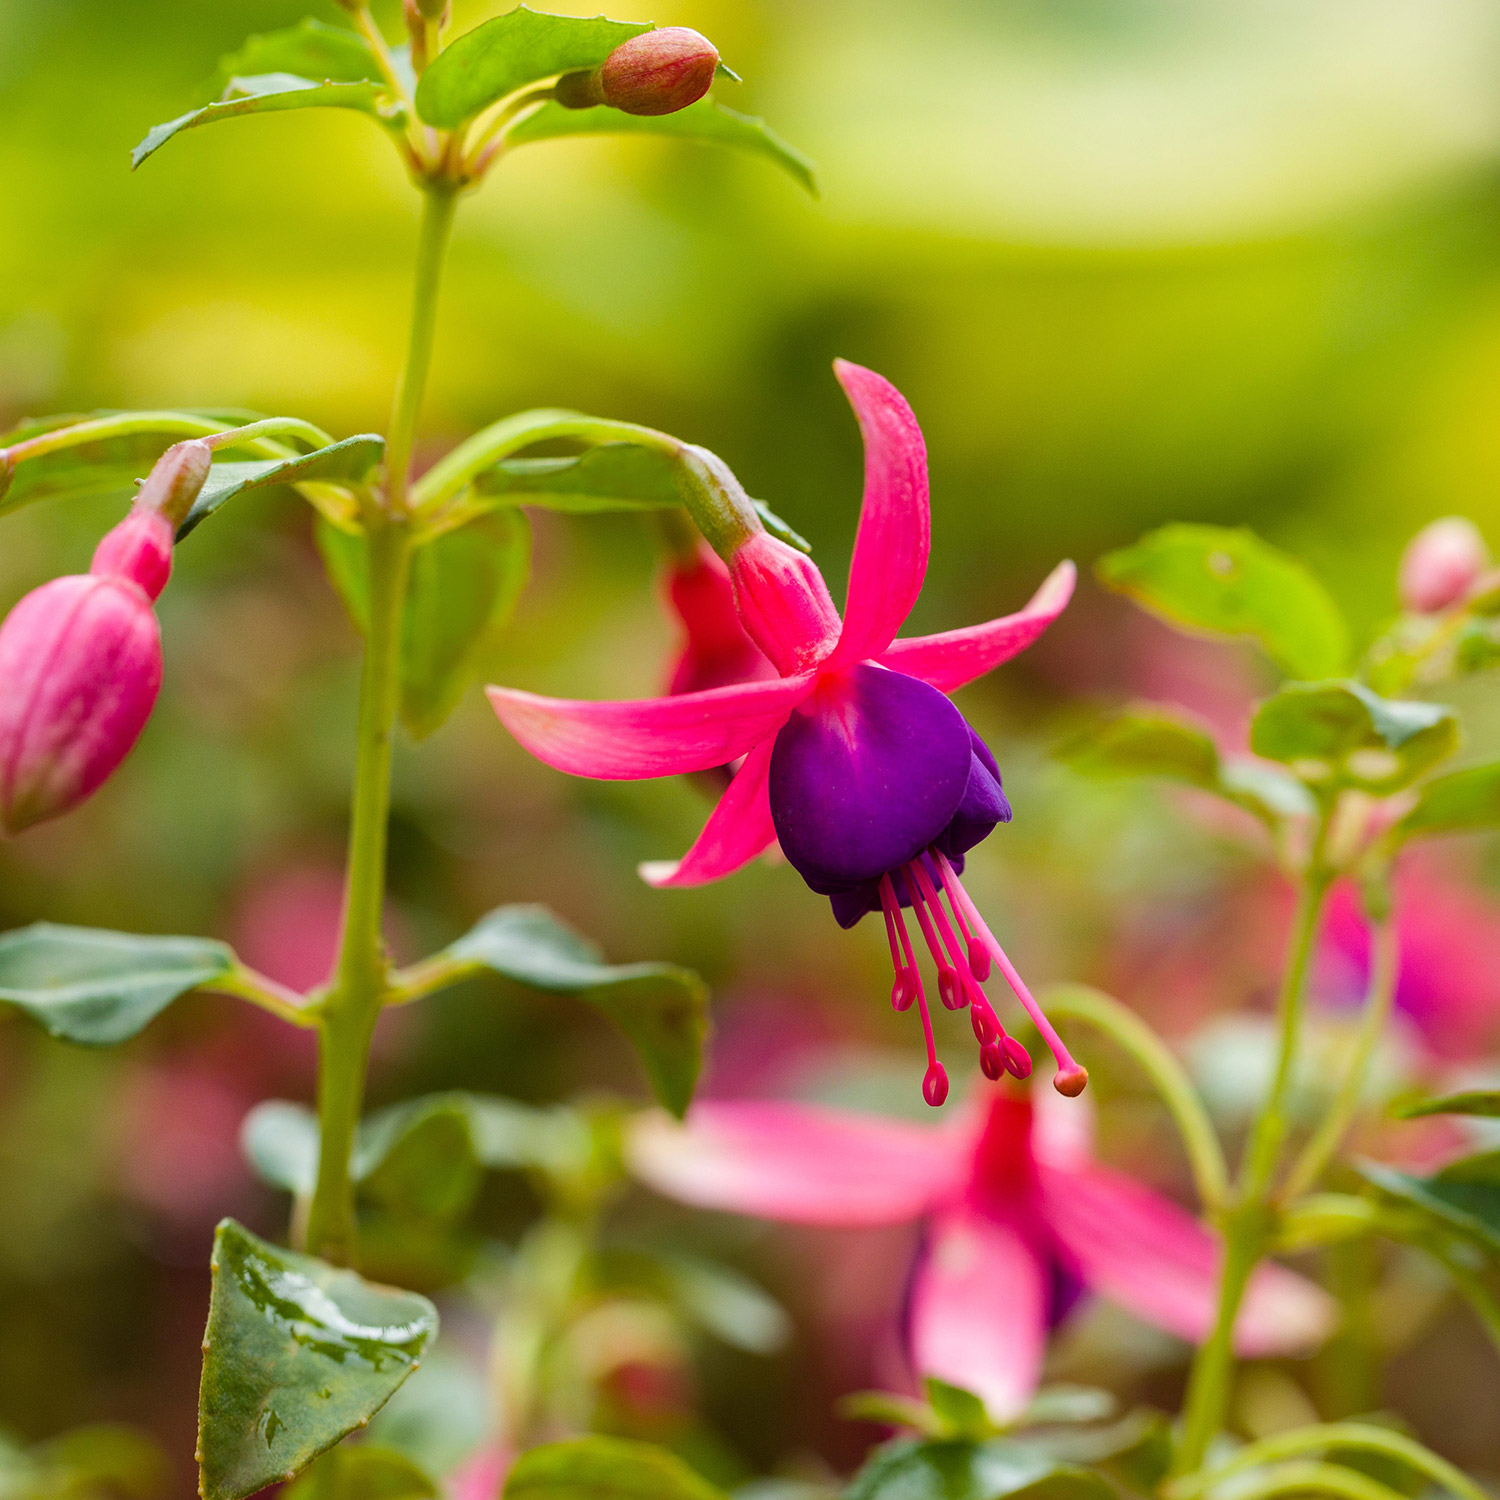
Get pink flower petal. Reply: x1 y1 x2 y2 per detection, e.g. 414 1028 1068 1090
1038 1161 1334 1356
878 561 1076 693
627 1100 965 1226
640 739 777 888
825 361 931 668
909 1204 1050 1418
486 672 815 779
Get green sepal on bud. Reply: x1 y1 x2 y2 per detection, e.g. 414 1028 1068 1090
555 26 720 117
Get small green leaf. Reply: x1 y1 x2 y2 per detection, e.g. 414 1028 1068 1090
1016 1388 1117 1429
217 19 381 89
443 904 708 1117
836 1391 936 1432
198 1219 438 1500
925 1379 994 1439
31 1425 171 1500
503 1436 727 1500
1057 708 1219 788
241 1101 321 1196
354 1100 482 1225
178 434 383 538
0 924 234 1044
415 8 651 128
1250 681 1459 793
1396 1090 1500 1119
133 76 395 169
282 1447 437 1500
1097 524 1349 679
844 1439 1114 1500
598 1249 791 1354
508 98 818 194
476 445 682 512
1359 1160 1500 1256
1395 762 1500 841
316 513 531 739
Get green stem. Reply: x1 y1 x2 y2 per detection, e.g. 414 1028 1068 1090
1187 1460 1405 1500
1041 983 1228 1210
384 183 458 514
1285 908 1397 1199
1173 841 1333 1474
209 965 320 1028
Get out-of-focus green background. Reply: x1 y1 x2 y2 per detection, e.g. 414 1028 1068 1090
5 0 1500 1489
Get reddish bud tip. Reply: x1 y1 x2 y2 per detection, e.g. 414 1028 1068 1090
1001 1037 1033 1079
1053 1063 1088 1097
1400 517 1488 614
967 939 991 981
922 1062 950 1108
0 574 163 834
979 1042 1005 1081
136 440 212 529
599 27 719 117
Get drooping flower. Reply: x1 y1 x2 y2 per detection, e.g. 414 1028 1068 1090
628 1087 1333 1417
489 362 1077 1101
0 440 209 834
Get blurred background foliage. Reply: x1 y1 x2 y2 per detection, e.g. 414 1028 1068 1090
6 0 1500 1492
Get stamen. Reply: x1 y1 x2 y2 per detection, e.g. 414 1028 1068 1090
1001 1035 1033 1079
935 852 1087 1097
907 858 974 1011
979 1041 1004 1081
936 858 991 981
904 863 965 1011
910 956 946 1108
878 875 916 1012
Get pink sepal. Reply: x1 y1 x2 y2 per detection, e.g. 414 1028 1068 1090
640 738 777 887
486 671 816 779
92 507 175 601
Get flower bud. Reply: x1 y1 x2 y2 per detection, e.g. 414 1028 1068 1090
560 27 719 117
663 541 772 695
1399 517 1488 614
728 533 841 674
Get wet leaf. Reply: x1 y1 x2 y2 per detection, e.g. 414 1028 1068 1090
281 1446 437 1500
1250 681 1458 794
503 1436 726 1500
508 98 817 193
415 8 650 128
1098 524 1349 680
178 435 383 538
1395 761 1500 841
198 1219 438 1500
241 1101 321 1196
133 76 395 169
0 924 234 1045
440 905 708 1117
844 1438 1115 1500
217 20 381 89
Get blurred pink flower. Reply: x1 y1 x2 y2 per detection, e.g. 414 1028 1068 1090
447 1445 511 1500
629 1086 1332 1415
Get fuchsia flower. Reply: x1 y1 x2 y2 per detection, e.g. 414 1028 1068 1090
490 363 1078 1103
0 440 209 834
629 1087 1334 1416
1398 518 1488 615
662 540 773 697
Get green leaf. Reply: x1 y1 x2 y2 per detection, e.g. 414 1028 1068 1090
1097 524 1349 679
241 1101 321 1196
282 1447 437 1500
843 1439 1114 1500
217 20 382 89
1396 1090 1500 1119
442 904 708 1117
1359 1160 1500 1256
198 1219 438 1500
1057 708 1219 787
503 1437 726 1500
1016 1388 1117 1430
316 513 532 738
508 98 818 194
400 511 531 737
416 7 650 127
837 1391 936 1432
0 923 234 1044
354 1099 482 1225
1249 681 1459 793
178 434 383 538
133 76 395 169
30 1425 171 1500
925 1379 994 1439
1394 762 1500 841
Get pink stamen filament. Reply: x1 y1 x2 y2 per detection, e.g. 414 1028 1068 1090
936 860 991 980
906 858 977 1012
904 866 963 1011
935 852 1087 1096
880 873 919 1013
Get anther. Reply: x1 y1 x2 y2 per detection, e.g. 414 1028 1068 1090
979 1042 1004 1081
922 1061 950 1107
1001 1036 1033 1079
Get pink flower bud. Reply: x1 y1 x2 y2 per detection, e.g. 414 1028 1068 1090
558 27 719 116
727 532 841 674
663 542 772 695
1399 517 1488 614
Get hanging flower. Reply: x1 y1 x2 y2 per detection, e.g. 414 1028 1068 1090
661 539 773 697
629 1087 1333 1417
489 363 1077 1102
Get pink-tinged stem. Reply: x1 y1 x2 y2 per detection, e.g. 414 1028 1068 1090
937 854 1087 1096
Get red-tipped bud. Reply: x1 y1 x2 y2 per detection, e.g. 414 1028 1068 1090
599 27 718 116
1400 517 1488 614
922 1062 950 1108
1001 1037 1033 1079
979 1042 1005 1081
